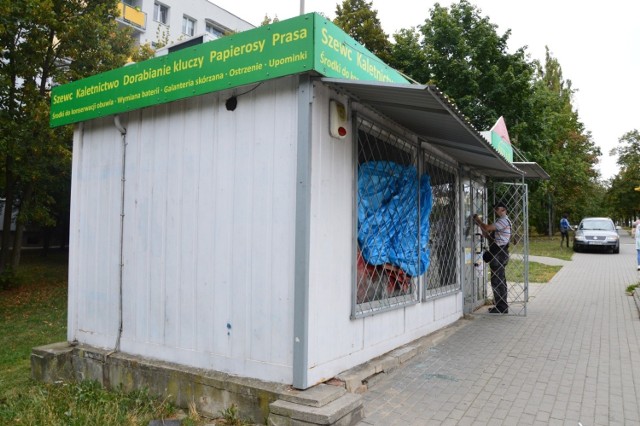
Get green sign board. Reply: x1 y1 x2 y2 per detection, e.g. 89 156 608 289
312 17 407 83
50 13 408 127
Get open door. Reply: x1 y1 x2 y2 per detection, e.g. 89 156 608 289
462 178 488 313
463 179 529 316
490 181 529 316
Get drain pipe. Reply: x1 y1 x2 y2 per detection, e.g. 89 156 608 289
112 115 127 354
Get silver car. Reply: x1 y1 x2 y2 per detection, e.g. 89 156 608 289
573 217 620 254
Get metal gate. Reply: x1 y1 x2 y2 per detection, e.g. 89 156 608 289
462 178 488 313
485 180 529 316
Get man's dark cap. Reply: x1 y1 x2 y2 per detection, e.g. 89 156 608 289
494 201 507 210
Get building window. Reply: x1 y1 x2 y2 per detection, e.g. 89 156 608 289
422 153 459 298
154 2 168 25
354 117 422 317
205 21 225 39
182 15 196 36
353 116 460 318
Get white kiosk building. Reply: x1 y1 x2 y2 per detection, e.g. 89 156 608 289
34 13 545 425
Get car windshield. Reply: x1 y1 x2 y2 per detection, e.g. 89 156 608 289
581 220 614 231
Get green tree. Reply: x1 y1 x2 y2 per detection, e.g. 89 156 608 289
607 130 640 220
261 14 280 26
387 28 430 84
419 0 533 130
131 25 171 62
390 1 603 233
610 130 640 174
0 0 132 277
334 0 392 63
520 50 602 232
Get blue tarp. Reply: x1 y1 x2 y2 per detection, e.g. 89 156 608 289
357 161 433 276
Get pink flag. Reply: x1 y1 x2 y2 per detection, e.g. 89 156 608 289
491 116 511 145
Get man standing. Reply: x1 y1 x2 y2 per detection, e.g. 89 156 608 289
559 213 572 248
474 202 511 314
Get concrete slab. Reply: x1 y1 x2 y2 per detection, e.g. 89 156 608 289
269 393 363 425
279 384 346 408
31 343 363 425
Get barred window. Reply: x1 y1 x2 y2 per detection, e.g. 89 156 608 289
354 117 424 317
422 152 459 298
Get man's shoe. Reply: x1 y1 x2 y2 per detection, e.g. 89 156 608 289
488 307 508 314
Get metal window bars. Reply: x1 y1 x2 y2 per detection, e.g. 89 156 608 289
354 118 419 317
353 116 460 317
422 152 459 299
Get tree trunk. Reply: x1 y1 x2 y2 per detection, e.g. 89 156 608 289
11 222 23 270
11 183 33 270
42 227 52 257
1 158 15 273
547 193 553 237
2 44 18 274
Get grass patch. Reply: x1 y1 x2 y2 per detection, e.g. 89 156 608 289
217 404 253 426
525 261 562 283
0 250 68 395
528 236 574 261
0 381 174 425
505 258 562 283
0 249 178 425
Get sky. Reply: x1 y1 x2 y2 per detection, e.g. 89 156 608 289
210 0 639 180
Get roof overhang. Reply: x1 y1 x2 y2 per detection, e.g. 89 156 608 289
321 78 525 178
512 162 550 180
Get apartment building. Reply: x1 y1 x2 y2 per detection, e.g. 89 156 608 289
117 0 255 48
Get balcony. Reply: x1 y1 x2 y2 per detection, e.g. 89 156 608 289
117 2 146 31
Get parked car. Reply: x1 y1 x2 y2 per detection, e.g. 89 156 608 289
573 217 620 253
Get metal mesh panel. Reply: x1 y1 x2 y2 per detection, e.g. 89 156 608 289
423 152 459 298
464 180 489 311
486 181 529 316
354 117 420 317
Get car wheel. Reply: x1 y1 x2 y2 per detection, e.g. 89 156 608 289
613 246 620 254
573 245 579 253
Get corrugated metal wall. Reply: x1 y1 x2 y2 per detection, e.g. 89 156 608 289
306 85 360 379
68 119 124 347
68 77 299 383
68 76 463 387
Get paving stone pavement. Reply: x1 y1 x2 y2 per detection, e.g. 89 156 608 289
357 233 640 425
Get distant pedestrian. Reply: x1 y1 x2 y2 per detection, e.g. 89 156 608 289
559 213 572 248
634 219 640 271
